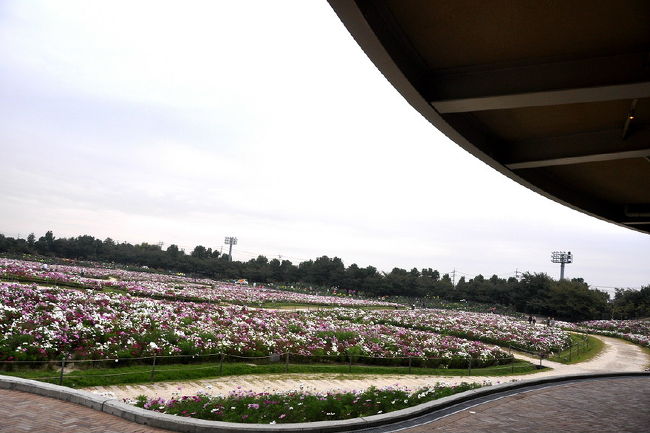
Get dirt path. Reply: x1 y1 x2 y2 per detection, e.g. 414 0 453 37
84 335 649 401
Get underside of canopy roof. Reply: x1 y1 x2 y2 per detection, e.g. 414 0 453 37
329 0 650 234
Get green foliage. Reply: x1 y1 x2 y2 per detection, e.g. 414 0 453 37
611 286 650 319
286 324 303 333
315 330 358 341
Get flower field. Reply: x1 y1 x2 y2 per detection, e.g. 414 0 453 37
572 319 650 348
321 308 571 353
0 258 400 308
577 319 650 335
0 282 510 366
0 257 580 369
133 382 482 423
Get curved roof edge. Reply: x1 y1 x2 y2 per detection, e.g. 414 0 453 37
329 0 650 235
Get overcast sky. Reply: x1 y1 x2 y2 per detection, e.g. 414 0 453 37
1 1 648 292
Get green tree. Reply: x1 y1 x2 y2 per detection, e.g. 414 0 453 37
543 279 609 320
166 244 182 258
191 245 209 259
27 233 36 249
612 286 650 319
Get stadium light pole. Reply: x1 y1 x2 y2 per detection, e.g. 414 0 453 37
551 251 573 280
224 237 237 262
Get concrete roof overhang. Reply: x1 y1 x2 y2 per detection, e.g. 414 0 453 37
329 0 650 234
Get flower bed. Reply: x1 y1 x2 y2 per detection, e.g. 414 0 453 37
104 279 401 308
572 319 650 348
133 382 482 423
0 282 508 366
321 308 572 353
0 258 105 289
577 319 650 336
0 258 400 308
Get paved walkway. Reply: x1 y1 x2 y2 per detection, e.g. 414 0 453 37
388 376 650 433
0 389 172 433
2 376 648 432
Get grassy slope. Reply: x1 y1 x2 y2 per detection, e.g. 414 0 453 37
549 334 604 364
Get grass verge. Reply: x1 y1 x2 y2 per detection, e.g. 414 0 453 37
2 360 540 388
549 334 604 364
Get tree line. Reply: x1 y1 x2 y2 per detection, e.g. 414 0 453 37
1 231 648 321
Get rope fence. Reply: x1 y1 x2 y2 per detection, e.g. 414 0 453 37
6 334 590 386
0 350 529 386
506 332 591 366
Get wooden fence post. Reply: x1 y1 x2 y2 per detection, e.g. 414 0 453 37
59 356 66 386
150 353 157 381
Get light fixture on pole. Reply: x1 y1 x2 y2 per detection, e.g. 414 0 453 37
551 251 573 280
224 236 237 261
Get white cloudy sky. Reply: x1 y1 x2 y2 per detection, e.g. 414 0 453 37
1 1 648 291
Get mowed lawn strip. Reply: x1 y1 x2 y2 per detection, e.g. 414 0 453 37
2 360 540 388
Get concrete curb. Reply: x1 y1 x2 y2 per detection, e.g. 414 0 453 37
1 372 649 432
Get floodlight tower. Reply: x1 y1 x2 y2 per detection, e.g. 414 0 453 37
551 251 573 280
224 236 238 261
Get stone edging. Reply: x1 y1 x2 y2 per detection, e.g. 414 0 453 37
1 372 648 432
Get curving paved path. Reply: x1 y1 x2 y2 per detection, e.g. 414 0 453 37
2 376 649 432
85 335 650 400
376 376 650 433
